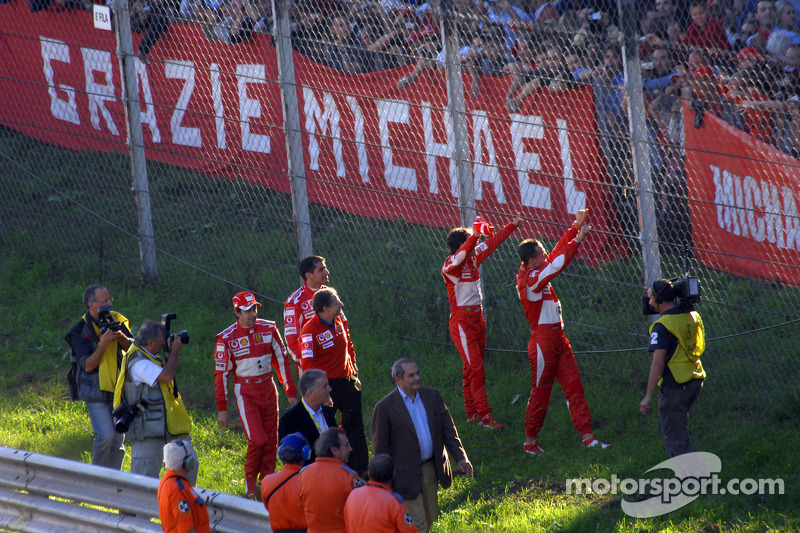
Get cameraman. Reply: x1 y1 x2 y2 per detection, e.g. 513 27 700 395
65 285 132 470
113 320 197 482
640 279 706 458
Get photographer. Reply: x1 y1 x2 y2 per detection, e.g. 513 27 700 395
640 279 706 458
113 319 197 482
65 285 132 470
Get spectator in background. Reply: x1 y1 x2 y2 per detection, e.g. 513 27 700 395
749 0 800 50
777 0 800 31
673 0 732 52
327 12 374 73
778 95 800 156
565 46 594 81
503 33 537 98
212 0 256 44
506 43 571 111
468 26 515 97
130 0 177 63
643 47 679 94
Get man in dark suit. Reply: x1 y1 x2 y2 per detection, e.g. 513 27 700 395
371 358 473 533
278 368 337 464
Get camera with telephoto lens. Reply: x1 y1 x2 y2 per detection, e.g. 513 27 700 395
642 276 702 315
112 399 148 433
97 305 122 334
162 313 189 348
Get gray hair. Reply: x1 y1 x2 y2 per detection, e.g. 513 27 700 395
83 284 104 307
299 369 327 397
163 440 189 471
134 320 165 347
391 358 416 380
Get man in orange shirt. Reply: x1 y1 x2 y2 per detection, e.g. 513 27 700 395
299 288 368 475
344 454 418 533
298 428 363 533
261 433 310 532
157 440 209 533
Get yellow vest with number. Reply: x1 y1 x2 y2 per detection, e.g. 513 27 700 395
650 311 706 384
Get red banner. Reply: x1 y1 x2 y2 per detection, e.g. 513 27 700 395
684 103 800 285
0 2 625 262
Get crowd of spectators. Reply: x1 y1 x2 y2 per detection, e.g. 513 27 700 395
20 0 800 247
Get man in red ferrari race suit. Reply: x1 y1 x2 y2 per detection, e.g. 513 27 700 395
215 291 298 497
441 213 523 429
515 209 609 455
284 255 330 364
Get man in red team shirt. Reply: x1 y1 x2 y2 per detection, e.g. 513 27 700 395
441 213 523 429
284 255 330 364
215 291 298 497
515 210 609 455
300 287 369 475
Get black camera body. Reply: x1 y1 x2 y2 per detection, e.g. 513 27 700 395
112 399 149 433
97 305 122 334
642 276 702 315
162 313 190 347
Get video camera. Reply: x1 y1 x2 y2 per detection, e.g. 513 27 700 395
97 305 122 334
162 313 189 348
642 275 702 315
112 399 148 433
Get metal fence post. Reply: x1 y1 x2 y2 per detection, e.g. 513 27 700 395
273 0 313 259
619 0 661 287
115 0 158 283
439 0 474 228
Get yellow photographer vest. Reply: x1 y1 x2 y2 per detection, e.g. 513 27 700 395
650 311 706 384
114 344 191 437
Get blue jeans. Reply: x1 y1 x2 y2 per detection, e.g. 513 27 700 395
86 400 125 469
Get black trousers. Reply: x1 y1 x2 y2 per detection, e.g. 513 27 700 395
658 379 703 458
328 375 368 475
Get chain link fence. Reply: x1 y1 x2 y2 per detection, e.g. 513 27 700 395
1 0 799 408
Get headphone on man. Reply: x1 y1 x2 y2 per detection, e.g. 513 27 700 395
278 433 312 463
171 439 196 471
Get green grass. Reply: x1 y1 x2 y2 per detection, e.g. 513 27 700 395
2 127 800 531
0 252 798 532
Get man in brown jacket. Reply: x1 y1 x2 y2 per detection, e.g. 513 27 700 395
371 358 473 533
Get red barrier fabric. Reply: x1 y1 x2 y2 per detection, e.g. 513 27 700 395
684 102 800 285
0 2 626 263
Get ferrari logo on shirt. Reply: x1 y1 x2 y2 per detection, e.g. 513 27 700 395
336 323 344 335
253 333 271 344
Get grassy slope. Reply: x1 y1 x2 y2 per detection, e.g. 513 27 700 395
1 127 799 531
0 252 798 533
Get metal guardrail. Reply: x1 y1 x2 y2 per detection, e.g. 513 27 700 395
0 446 271 532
